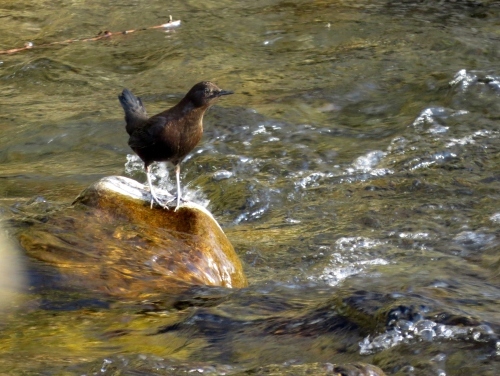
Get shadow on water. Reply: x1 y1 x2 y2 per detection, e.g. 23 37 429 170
1 0 500 374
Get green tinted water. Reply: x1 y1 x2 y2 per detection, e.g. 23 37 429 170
1 0 500 374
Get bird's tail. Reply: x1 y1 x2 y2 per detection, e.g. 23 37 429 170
118 89 148 135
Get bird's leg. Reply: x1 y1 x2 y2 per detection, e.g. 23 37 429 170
146 165 172 209
174 164 182 211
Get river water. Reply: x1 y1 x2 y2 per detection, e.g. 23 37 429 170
1 0 499 375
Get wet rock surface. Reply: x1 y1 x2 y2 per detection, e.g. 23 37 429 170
16 176 247 297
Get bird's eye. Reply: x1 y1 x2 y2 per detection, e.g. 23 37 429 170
204 88 210 95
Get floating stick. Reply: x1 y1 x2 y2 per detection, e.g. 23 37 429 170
0 16 181 55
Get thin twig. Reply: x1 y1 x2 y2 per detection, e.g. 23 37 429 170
0 16 181 55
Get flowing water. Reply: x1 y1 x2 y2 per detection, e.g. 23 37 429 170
1 0 500 374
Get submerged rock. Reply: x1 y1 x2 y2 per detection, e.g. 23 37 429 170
18 176 247 297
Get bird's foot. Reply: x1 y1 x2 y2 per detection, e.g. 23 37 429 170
147 191 186 211
173 196 188 212
174 197 188 212
151 197 177 210
149 193 176 209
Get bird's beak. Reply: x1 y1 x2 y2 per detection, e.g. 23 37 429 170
218 90 234 96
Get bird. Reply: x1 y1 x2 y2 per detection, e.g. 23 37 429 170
118 81 233 210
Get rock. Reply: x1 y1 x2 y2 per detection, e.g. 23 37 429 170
18 176 247 297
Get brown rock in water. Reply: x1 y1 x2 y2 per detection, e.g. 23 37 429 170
18 176 247 297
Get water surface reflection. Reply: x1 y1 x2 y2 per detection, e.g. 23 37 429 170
1 0 500 374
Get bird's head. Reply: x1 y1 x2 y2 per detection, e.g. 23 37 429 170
186 81 234 108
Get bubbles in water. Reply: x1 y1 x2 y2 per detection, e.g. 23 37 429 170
410 106 469 136
295 172 328 189
483 75 500 92
313 237 389 287
387 136 408 155
349 150 386 173
124 154 209 208
294 149 393 190
398 232 431 240
359 316 496 355
335 236 387 252
252 124 269 135
183 187 209 208
449 69 478 91
344 150 393 180
124 154 145 175
124 154 172 187
453 231 495 251
318 265 362 286
472 325 494 342
490 213 500 223
100 358 113 373
233 197 270 224
412 107 449 128
213 170 233 181
407 151 458 171
445 129 494 148
359 330 405 355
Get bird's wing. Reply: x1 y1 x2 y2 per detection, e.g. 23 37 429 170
128 116 168 149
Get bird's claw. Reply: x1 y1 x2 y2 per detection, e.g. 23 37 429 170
150 194 187 210
173 196 188 212
149 193 175 209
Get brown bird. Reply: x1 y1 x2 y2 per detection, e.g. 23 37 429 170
118 81 233 210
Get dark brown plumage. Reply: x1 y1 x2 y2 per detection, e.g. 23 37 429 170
118 81 233 210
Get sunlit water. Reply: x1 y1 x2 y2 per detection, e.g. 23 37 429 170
1 0 500 374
